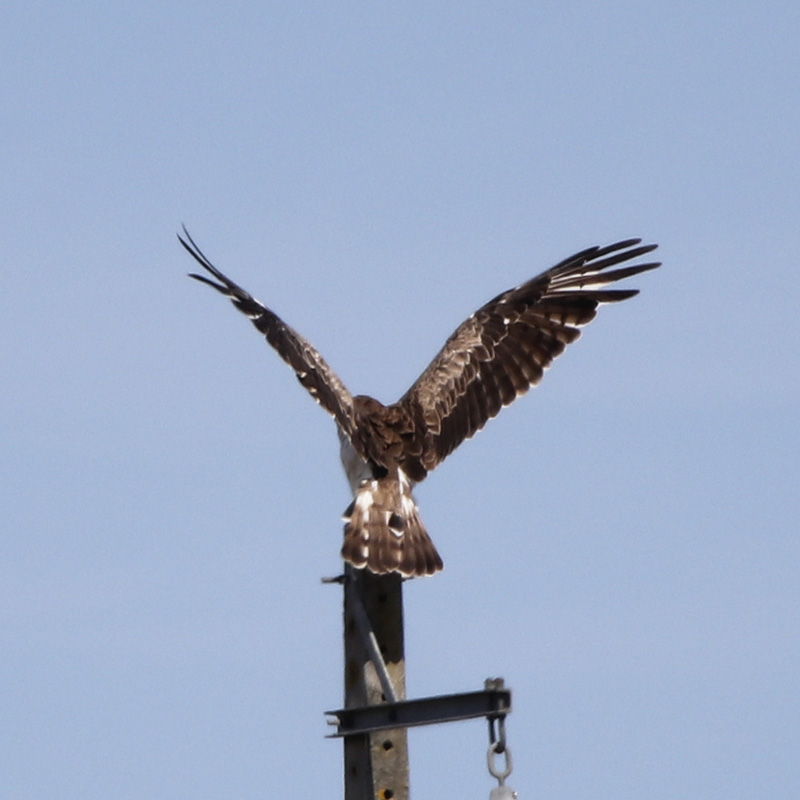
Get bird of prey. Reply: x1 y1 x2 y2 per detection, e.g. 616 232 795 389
182 230 659 578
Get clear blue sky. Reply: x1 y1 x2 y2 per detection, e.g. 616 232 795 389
3 2 798 798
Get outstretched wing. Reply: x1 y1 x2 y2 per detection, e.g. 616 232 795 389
181 227 358 441
399 238 660 473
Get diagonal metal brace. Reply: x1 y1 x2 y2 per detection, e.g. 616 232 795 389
326 683 511 737
346 571 399 703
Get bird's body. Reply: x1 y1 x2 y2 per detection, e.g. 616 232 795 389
183 230 659 577
336 404 442 576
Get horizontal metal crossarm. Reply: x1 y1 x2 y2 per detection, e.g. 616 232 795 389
326 684 511 737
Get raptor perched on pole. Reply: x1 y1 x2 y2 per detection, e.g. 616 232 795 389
183 230 659 577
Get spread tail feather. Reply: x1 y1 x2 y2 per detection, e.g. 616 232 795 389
341 477 443 577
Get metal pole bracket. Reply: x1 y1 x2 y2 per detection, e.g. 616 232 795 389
326 682 511 737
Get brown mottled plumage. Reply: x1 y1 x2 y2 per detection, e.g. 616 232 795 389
183 229 659 577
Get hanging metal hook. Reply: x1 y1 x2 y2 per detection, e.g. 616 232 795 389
487 740 513 783
488 712 507 754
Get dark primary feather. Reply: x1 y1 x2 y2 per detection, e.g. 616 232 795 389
180 227 358 443
397 239 659 474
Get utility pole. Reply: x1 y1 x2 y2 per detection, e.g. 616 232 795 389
342 565 409 800
328 566 515 799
